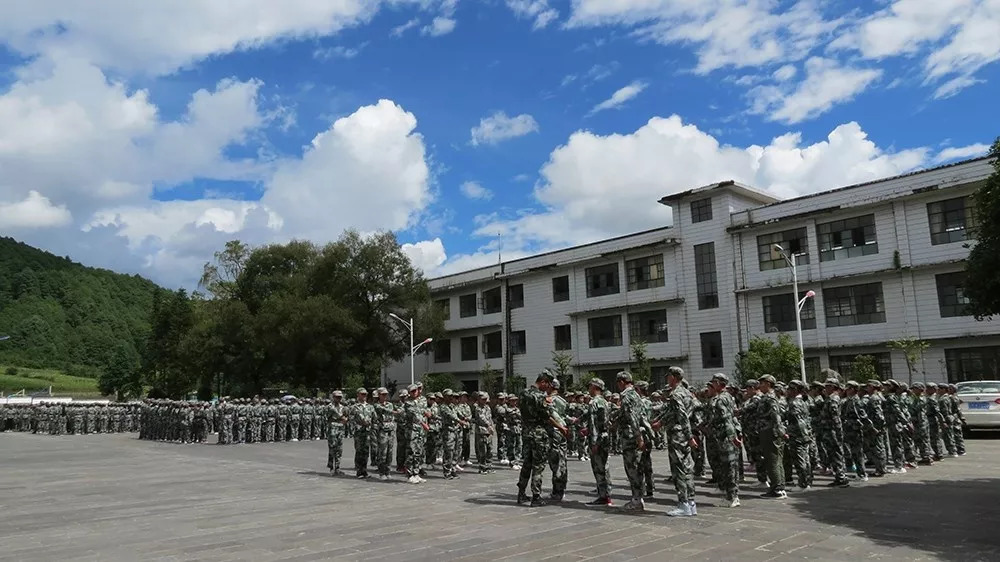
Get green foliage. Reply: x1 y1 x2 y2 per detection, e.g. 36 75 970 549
5 366 17 376
505 375 527 394
888 335 931 384
479 363 501 395
551 351 574 391
0 237 158 376
423 372 457 393
734 334 802 384
630 340 651 382
98 341 143 400
893 250 902 270
849 355 879 382
343 372 365 392
965 137 1000 320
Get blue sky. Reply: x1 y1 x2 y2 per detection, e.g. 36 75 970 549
0 0 996 289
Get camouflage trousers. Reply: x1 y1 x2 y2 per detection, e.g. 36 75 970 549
234 420 245 443
548 436 568 496
407 430 426 477
590 441 611 499
864 429 888 474
640 445 654 495
887 427 905 469
844 431 867 476
692 430 706 477
474 432 493 471
929 422 945 459
517 427 550 497
820 432 846 480
377 430 394 476
953 420 966 455
441 428 458 477
219 418 233 445
761 431 786 493
744 432 765 482
396 427 407 469
327 426 344 471
714 443 741 501
914 423 932 461
621 444 644 500
354 430 371 477
461 427 472 463
290 417 300 441
506 429 522 464
667 435 695 504
425 430 440 465
941 420 957 455
784 438 812 488
497 428 508 462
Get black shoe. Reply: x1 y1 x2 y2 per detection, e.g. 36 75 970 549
530 496 547 508
549 493 563 502
517 491 529 505
419 469 427 477
586 497 612 506
827 479 850 488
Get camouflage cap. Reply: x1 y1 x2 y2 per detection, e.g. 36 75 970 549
884 379 898 387
616 371 633 383
927 382 938 389
759 374 776 385
744 378 759 388
416 382 424 388
867 379 883 388
667 366 685 379
458 390 468 397
332 390 343 398
397 389 408 398
809 381 823 389
898 381 909 390
536 369 555 383
603 390 612 398
611 393 620 399
846 380 860 389
824 377 840 385
377 387 388 395
442 388 454 397
479 391 489 400
911 382 925 390
651 391 662 398
497 392 507 399
589 378 605 390
711 373 730 384
509 395 518 401
949 384 958 391
407 384 419 393
635 380 649 390
356 387 368 395
788 379 805 389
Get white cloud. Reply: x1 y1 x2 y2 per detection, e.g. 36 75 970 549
401 238 448 274
772 64 797 82
313 43 368 60
422 17 457 36
459 181 493 201
435 116 934 272
506 0 559 30
391 18 421 37
588 80 646 115
934 143 991 163
470 111 540 146
0 191 73 229
749 57 882 124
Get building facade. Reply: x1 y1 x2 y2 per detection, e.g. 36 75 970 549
385 156 1000 389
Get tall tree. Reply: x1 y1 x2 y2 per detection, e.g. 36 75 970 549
735 334 802 384
966 138 1000 319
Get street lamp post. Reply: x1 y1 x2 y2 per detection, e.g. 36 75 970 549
388 313 432 386
773 244 815 384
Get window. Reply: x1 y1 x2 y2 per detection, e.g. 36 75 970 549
628 309 668 344
510 330 526 355
828 353 893 380
762 292 817 332
483 331 502 359
757 228 810 271
824 282 886 327
945 347 1000 383
626 254 665 291
552 275 570 302
554 324 572 351
817 214 878 262
435 298 451 320
459 294 477 318
700 332 723 369
588 315 623 348
928 196 976 245
508 284 524 309
460 336 478 362
937 271 971 318
694 242 718 310
482 287 501 315
690 197 713 223
805 357 821 381
585 263 620 298
433 339 451 363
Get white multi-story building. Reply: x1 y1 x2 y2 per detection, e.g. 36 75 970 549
385 156 1000 390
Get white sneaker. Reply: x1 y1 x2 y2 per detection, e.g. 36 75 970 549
416 476 426 483
291 438 298 442
500 459 510 466
728 497 741 508
688 501 697 515
777 490 788 499
860 475 869 482
407 475 419 484
511 464 522 470
455 465 465 473
666 502 693 517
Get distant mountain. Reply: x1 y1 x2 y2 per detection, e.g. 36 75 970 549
0 237 161 376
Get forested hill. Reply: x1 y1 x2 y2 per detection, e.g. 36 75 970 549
0 236 161 375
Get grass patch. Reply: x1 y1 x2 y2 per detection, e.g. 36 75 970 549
0 364 103 396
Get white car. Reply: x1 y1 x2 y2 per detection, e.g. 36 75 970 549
956 380 1000 430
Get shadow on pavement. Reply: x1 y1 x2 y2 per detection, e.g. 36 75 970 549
790 477 1000 561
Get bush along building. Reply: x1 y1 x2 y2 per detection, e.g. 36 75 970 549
385 156 999 390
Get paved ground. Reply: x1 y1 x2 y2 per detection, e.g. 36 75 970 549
1 433 999 562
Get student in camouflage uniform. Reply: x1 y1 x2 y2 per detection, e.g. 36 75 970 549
349 388 374 479
608 393 622 455
910 383 934 464
948 385 966 456
616 371 649 511
473 392 495 474
495 393 508 465
405 384 429 483
372 388 396 480
457 391 473 466
935 384 958 457
740 380 764 484
546 379 569 501
635 381 655 498
516 370 561 508
821 374 851 487
862 380 888 477
438 389 461 479
690 388 707 478
841 381 871 481
585 378 612 506
783 380 814 489
756 375 787 498
326 392 348 474
926 382 947 461
706 373 741 507
424 393 441 466
652 367 697 516
883 380 908 473
395 389 409 471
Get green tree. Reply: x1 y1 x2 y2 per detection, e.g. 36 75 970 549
479 363 501 396
849 354 879 382
98 341 142 400
423 372 457 393
551 351 574 390
630 340 651 382
734 334 802 384
888 336 931 384
505 375 527 394
966 138 1000 319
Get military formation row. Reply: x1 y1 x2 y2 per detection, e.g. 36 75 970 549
0 403 140 435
